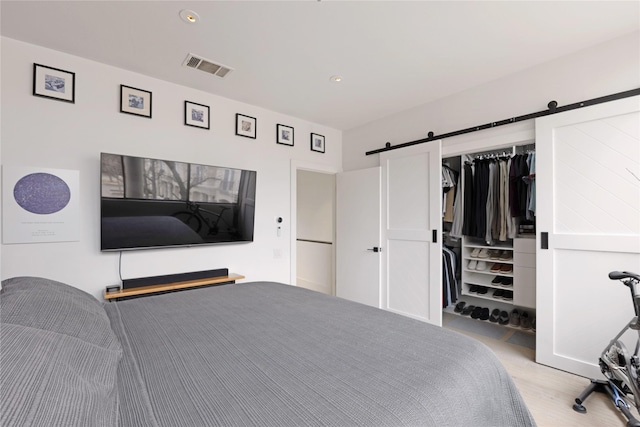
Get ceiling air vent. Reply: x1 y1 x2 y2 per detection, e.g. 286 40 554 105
182 54 233 78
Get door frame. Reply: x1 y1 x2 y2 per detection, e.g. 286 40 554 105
290 160 340 287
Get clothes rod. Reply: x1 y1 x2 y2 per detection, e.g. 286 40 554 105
365 88 640 156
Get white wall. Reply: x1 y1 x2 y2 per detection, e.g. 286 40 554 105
0 37 342 298
343 31 640 171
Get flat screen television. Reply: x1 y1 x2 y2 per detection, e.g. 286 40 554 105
100 153 256 251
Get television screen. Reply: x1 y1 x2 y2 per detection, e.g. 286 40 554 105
100 153 256 251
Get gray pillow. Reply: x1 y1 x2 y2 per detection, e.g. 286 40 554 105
1 276 120 351
0 322 121 427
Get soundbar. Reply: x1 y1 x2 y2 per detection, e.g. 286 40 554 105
122 268 229 289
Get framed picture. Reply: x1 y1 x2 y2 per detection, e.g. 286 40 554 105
120 85 152 118
33 63 75 103
310 133 325 153
236 114 257 139
184 101 210 130
276 124 294 146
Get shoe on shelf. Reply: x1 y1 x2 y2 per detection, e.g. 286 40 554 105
471 306 483 319
492 289 504 299
468 260 478 270
476 261 488 271
489 308 501 323
470 248 481 258
490 263 502 273
521 311 532 330
499 310 510 325
477 286 488 295
491 276 504 285
499 250 513 261
489 250 501 260
500 277 513 287
454 301 466 313
468 285 479 293
510 309 521 327
479 307 490 321
502 290 513 301
477 248 490 259
461 305 475 316
500 264 513 274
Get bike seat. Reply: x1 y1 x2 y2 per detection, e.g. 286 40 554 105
609 271 640 281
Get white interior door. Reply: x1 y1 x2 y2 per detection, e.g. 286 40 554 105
336 167 382 307
381 141 442 326
536 96 640 378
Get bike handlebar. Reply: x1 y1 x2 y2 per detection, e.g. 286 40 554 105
610 271 640 282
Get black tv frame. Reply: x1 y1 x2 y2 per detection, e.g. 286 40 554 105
100 153 256 251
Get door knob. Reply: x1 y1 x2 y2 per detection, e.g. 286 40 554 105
367 247 381 252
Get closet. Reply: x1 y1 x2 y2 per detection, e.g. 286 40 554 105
337 95 639 379
442 144 537 333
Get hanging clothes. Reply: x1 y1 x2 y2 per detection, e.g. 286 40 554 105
442 165 458 223
509 154 530 218
485 159 498 244
473 159 490 239
449 172 464 238
462 162 475 236
523 152 536 219
442 246 459 308
460 149 533 240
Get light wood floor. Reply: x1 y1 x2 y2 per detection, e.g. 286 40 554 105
442 313 636 426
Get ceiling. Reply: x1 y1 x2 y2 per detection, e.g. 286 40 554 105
1 1 638 131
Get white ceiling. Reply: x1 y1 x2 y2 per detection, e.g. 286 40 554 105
1 1 638 130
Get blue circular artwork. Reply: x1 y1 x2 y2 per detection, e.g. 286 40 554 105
13 173 71 214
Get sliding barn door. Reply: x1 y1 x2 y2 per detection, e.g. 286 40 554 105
381 141 442 326
536 96 640 378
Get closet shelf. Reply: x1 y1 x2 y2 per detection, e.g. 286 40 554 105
463 269 513 277
463 276 513 288
443 307 536 335
461 290 514 305
463 257 514 265
465 242 513 250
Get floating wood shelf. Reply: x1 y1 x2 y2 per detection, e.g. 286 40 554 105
104 273 245 301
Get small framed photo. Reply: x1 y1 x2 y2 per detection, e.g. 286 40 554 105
310 133 325 153
120 85 152 118
236 113 256 139
184 101 210 130
33 63 75 103
277 124 294 146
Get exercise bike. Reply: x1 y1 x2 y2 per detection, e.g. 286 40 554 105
573 271 640 426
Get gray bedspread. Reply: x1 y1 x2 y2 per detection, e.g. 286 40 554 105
105 282 535 427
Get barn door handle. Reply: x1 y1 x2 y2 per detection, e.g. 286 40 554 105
367 247 382 253
432 230 438 243
541 232 548 250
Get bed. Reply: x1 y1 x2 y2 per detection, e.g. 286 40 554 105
0 276 536 426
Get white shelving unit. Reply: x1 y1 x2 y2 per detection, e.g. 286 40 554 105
453 236 536 333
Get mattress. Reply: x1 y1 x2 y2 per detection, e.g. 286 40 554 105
104 281 536 426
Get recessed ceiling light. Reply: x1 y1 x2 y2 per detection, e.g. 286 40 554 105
179 9 200 24
329 75 343 83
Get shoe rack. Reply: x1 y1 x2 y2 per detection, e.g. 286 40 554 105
462 236 514 300
455 236 536 332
